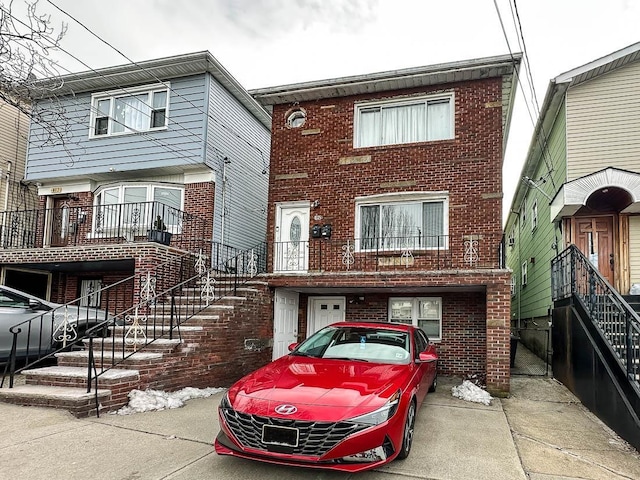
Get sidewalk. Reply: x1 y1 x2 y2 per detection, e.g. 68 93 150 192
0 376 638 479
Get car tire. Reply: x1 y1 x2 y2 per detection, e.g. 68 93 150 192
397 399 416 460
428 373 437 393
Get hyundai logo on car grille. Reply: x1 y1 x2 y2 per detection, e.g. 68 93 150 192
275 404 297 415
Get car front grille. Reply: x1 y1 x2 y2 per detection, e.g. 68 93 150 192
221 408 369 456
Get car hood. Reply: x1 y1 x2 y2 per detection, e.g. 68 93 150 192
228 355 412 422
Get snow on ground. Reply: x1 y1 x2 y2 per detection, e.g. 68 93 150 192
451 380 493 406
113 387 224 415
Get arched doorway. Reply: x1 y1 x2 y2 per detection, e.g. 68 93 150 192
568 186 632 289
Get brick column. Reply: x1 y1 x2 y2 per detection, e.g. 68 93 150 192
485 279 511 396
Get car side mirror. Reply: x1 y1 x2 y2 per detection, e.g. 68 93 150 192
419 352 438 363
28 298 50 311
287 342 299 352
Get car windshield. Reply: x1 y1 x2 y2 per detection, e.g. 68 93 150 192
292 325 411 364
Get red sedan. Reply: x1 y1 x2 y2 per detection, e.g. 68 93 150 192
215 321 438 472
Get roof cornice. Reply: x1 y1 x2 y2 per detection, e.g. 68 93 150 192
34 51 272 129
250 53 522 106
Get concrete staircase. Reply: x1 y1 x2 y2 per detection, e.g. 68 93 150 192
0 280 272 417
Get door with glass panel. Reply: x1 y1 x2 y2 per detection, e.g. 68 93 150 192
275 203 310 272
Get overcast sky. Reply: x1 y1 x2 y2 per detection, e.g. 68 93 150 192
17 0 640 221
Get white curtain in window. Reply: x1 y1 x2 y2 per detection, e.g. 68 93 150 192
382 103 425 145
113 94 150 133
427 100 451 140
358 108 381 147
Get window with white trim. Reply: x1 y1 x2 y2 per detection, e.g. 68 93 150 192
356 193 448 251
510 278 516 297
389 297 442 341
521 200 527 227
93 184 183 235
521 261 528 287
354 94 454 148
90 84 169 137
531 199 538 231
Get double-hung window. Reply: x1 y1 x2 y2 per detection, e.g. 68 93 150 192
356 193 448 251
90 84 169 137
94 184 183 236
389 297 442 341
354 93 453 148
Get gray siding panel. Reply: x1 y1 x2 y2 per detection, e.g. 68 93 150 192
206 74 270 250
26 75 208 179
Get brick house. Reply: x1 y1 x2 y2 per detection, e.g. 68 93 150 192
0 51 270 307
251 54 521 395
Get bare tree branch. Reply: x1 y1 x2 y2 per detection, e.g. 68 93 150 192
0 0 72 147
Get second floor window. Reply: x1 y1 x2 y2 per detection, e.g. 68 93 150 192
94 184 183 234
356 194 448 251
90 84 169 137
354 94 453 148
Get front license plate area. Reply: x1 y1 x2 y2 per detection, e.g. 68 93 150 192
262 424 299 447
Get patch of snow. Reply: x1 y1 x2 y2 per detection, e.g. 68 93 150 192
451 380 492 406
113 387 224 415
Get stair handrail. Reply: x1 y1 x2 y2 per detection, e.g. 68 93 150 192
551 244 640 384
82 242 267 415
0 249 200 388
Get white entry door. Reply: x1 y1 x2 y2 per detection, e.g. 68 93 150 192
273 289 299 360
308 297 346 337
275 203 310 272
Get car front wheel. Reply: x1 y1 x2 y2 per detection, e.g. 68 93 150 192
397 399 416 459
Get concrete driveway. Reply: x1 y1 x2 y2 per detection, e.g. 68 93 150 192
1 376 638 479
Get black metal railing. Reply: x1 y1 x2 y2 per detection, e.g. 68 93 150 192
0 241 268 403
0 201 208 252
268 233 505 272
551 245 640 385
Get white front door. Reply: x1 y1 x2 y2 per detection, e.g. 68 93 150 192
308 296 346 337
275 203 310 272
273 289 299 360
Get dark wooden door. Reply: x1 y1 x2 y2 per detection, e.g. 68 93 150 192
574 216 615 285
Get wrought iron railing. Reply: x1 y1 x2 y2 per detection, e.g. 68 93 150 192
269 233 504 272
0 241 268 406
0 201 208 251
551 245 640 384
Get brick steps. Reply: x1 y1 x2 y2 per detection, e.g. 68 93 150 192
0 278 272 418
0 385 112 416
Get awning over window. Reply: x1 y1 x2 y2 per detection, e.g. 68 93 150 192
550 167 640 221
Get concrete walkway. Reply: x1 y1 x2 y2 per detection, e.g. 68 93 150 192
0 376 638 479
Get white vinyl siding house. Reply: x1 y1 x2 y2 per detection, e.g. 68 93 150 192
566 60 640 181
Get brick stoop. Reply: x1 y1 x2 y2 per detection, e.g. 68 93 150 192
0 279 273 418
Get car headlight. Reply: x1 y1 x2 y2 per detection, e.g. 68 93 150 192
219 392 232 410
349 390 401 426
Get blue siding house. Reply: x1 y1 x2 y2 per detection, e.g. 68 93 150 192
0 51 270 304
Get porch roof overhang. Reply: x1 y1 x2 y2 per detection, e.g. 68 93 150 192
4 259 135 273
550 167 640 222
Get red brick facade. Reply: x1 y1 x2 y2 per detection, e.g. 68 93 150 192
264 77 512 395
